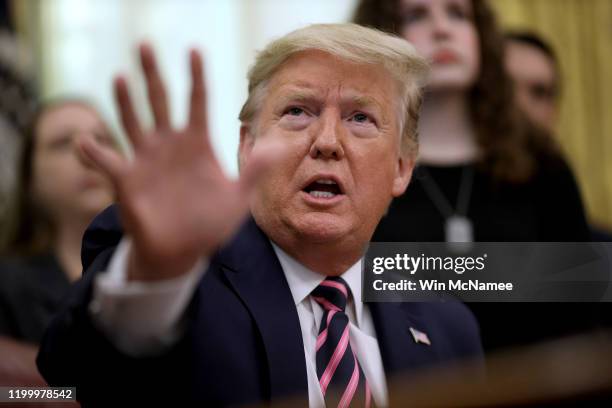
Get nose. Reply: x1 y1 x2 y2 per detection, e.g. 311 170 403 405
431 8 452 40
309 110 345 160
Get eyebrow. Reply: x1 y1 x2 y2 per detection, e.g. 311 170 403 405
276 91 319 107
275 87 385 111
350 95 383 111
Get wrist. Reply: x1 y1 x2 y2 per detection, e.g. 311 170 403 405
126 244 201 282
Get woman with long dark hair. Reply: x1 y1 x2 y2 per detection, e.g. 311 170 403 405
354 0 598 351
355 0 588 242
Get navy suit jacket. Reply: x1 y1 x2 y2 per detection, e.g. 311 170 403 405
37 205 483 405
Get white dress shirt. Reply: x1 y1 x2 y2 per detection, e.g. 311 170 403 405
271 243 388 407
90 237 388 407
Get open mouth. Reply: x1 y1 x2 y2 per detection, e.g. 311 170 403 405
303 178 344 199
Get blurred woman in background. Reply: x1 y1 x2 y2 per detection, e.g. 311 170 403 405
354 0 589 242
504 30 612 241
0 99 115 345
353 0 601 352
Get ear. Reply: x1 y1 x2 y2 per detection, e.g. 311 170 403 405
238 124 255 172
391 153 415 197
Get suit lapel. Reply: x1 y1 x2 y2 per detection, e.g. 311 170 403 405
216 217 442 403
369 302 439 382
218 217 309 402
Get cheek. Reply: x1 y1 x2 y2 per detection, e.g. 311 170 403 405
30 172 65 211
351 150 397 209
542 105 557 118
32 153 79 196
532 104 555 124
516 89 534 109
401 28 430 55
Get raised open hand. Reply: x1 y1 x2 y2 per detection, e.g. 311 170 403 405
80 45 281 281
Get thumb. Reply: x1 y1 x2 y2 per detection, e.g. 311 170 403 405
78 137 127 183
238 137 289 195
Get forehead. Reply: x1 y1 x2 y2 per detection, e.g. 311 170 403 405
402 0 472 9
265 50 399 107
38 103 100 133
506 42 556 81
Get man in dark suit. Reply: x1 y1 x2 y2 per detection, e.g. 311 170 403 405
37 24 483 406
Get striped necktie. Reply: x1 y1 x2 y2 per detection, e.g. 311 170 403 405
312 277 372 408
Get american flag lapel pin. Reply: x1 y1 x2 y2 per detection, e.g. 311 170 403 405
409 327 431 346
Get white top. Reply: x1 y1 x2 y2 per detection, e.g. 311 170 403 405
90 237 388 407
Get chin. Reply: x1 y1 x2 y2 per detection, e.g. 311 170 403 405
290 213 352 244
78 194 113 216
427 72 475 91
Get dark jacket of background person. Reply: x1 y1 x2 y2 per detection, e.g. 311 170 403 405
375 151 589 242
353 0 608 353
0 254 71 343
37 205 484 404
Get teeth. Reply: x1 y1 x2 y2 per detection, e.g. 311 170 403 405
309 191 336 198
317 179 337 185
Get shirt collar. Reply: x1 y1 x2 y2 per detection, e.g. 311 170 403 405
271 241 364 327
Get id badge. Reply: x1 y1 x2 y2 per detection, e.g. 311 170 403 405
445 215 473 243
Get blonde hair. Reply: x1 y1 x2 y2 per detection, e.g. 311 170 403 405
238 23 429 155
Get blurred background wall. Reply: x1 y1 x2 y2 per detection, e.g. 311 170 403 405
10 0 356 174
7 0 612 228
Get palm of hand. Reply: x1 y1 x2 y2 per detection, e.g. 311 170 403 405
80 45 281 280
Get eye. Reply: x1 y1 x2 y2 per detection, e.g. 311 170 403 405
285 106 305 116
402 6 427 25
447 3 470 20
279 105 312 129
530 84 555 102
349 112 373 124
48 134 73 151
